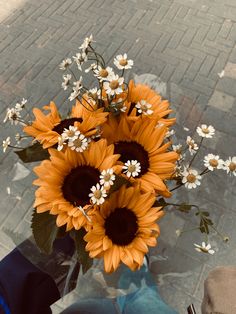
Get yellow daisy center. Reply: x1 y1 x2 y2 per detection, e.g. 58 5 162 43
104 207 138 245
73 138 82 147
128 165 136 173
186 174 196 183
202 128 209 134
94 190 102 199
99 69 108 78
229 162 236 172
209 159 218 167
103 173 111 181
109 80 119 90
62 165 100 207
119 58 128 66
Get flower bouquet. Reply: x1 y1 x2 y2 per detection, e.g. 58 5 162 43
3 35 235 275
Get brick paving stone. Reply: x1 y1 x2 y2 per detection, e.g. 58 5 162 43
208 90 235 112
0 0 236 312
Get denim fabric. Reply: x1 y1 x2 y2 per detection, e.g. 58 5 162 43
61 266 178 314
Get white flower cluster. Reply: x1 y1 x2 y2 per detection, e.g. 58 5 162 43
89 168 116 205
57 126 89 153
59 34 133 111
3 98 27 125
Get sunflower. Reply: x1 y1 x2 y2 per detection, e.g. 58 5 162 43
84 185 164 273
122 80 175 126
33 139 121 231
102 114 178 197
24 100 108 149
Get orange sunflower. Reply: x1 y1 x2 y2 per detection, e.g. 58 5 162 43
84 185 164 273
102 114 178 197
24 100 108 149
33 139 121 231
121 80 175 126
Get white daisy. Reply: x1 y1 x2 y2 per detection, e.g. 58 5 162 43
135 100 153 115
73 52 88 71
85 63 97 73
68 132 89 152
88 87 101 100
164 129 175 138
94 66 114 81
79 34 93 51
15 98 27 111
2 137 11 153
123 160 141 178
59 58 72 70
114 53 134 70
186 136 199 155
3 108 21 125
69 77 83 101
89 183 107 205
204 154 224 171
223 156 236 176
100 169 115 188
181 167 201 189
194 242 215 255
173 144 182 160
57 135 66 151
196 124 215 138
62 125 80 141
61 74 72 90
120 105 127 112
103 74 124 96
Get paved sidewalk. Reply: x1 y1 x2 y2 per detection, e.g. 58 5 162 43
0 0 236 312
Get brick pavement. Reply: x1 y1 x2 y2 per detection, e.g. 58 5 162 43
0 0 236 312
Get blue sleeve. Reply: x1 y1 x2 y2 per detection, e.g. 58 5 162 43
0 249 60 314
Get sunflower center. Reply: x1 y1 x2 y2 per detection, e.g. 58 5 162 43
229 162 236 172
110 80 119 90
105 207 138 246
114 141 149 177
62 165 100 207
99 69 108 78
119 58 128 66
186 174 196 183
53 118 83 135
209 159 218 167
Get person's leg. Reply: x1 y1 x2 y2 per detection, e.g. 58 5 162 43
60 298 118 314
117 264 178 314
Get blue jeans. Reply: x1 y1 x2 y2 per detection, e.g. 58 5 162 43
62 265 178 314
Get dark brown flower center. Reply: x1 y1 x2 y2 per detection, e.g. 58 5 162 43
105 207 138 245
53 118 83 135
114 141 149 177
62 165 100 207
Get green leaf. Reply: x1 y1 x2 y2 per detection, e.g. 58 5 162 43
153 198 168 207
109 175 132 194
15 142 50 163
70 228 93 274
31 209 58 254
199 218 209 234
177 203 192 213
